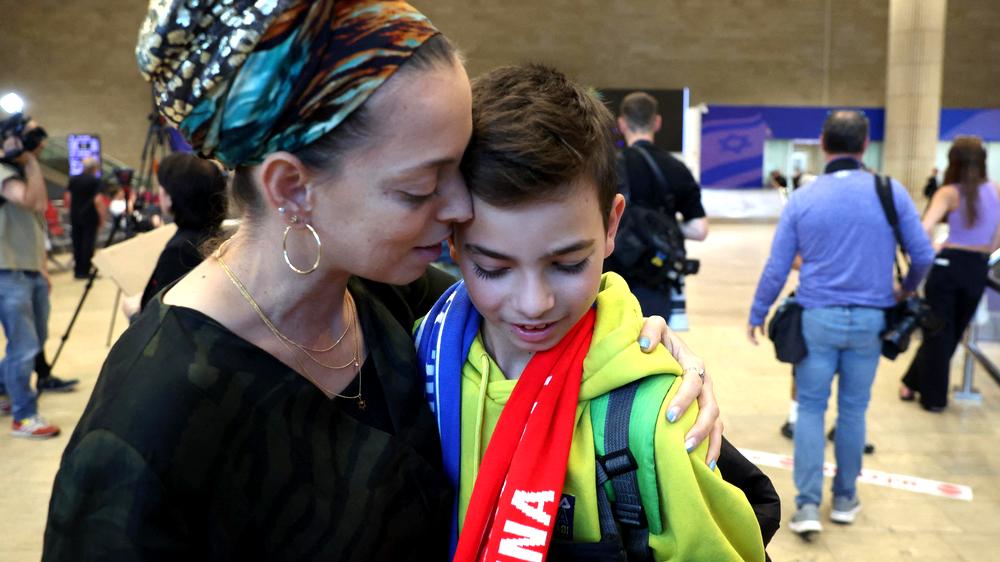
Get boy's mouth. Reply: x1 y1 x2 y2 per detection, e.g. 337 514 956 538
510 321 557 344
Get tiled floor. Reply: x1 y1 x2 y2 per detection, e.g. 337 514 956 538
2 222 998 561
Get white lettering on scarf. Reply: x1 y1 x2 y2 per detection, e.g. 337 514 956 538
497 521 547 562
495 490 555 561
511 490 554 525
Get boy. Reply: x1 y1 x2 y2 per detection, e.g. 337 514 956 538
416 64 770 561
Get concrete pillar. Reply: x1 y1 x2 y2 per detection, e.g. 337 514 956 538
882 0 947 196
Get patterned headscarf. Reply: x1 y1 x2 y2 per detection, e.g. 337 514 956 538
137 0 439 167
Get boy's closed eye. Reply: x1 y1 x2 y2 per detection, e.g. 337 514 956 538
471 257 591 280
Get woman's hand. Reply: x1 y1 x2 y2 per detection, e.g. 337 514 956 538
639 316 723 469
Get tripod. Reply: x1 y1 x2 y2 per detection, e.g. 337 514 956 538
48 91 171 369
49 215 127 370
136 89 171 208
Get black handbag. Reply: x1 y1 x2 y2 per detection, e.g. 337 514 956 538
767 293 807 363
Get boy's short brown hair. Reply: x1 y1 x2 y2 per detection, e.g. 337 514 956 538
461 63 617 229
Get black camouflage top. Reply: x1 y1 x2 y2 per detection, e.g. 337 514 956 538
44 270 456 562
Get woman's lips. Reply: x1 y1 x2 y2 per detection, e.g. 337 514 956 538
413 243 442 262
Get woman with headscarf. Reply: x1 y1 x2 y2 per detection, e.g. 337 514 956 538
43 2 723 560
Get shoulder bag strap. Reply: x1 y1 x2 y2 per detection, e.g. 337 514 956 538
632 144 669 192
874 174 907 285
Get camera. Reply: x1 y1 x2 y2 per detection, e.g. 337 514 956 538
881 296 941 359
611 205 700 291
1 113 48 161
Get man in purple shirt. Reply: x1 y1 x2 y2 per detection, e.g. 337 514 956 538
746 111 934 537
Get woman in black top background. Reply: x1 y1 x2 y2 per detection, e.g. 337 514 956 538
138 152 227 309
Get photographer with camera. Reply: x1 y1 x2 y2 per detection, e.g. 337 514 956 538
605 92 707 322
0 117 62 439
747 111 934 537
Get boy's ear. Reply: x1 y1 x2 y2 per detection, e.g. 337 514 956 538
653 114 662 134
604 193 627 258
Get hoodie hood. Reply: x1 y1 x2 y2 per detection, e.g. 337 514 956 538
579 272 682 399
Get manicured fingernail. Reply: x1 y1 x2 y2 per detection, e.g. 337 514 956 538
667 407 680 423
685 437 697 452
638 336 651 351
709 459 717 471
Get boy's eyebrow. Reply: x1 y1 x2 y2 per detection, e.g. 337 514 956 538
464 243 512 260
464 240 595 260
544 240 595 258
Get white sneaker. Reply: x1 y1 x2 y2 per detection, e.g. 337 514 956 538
11 415 61 439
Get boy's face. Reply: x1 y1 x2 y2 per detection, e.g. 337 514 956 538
453 180 624 362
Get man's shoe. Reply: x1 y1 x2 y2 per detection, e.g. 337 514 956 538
11 415 61 439
780 421 794 439
789 503 823 536
37 376 79 393
0 397 11 416
830 496 862 524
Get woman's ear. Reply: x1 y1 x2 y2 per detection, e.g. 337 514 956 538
258 151 312 224
604 193 627 258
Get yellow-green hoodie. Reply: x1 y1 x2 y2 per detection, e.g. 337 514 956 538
457 273 764 561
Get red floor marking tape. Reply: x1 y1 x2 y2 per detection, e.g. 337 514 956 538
737 448 974 502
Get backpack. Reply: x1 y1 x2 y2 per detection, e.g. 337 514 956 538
549 375 673 562
607 146 691 290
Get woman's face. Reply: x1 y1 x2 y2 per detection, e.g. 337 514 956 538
310 60 473 285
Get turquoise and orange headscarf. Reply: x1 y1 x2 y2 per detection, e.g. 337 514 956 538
136 0 439 167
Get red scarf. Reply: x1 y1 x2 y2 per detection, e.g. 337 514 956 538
455 308 596 562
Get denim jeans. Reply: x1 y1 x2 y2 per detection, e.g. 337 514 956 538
0 270 48 420
794 305 884 507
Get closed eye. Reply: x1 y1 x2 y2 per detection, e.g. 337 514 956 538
472 263 508 280
400 189 438 205
554 258 590 274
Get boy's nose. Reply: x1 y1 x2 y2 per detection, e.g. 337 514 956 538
516 278 555 319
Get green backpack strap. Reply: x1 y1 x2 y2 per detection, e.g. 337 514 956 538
591 374 676 560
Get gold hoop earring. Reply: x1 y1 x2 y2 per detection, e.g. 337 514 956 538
282 223 322 275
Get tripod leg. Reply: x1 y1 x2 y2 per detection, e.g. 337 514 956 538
107 289 121 347
50 268 98 368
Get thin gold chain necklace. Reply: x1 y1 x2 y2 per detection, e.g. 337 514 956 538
214 242 365 408
217 239 354 357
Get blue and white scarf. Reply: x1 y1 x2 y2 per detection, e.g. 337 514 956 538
413 280 481 554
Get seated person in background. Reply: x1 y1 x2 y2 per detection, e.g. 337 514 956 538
122 152 227 318
416 64 775 562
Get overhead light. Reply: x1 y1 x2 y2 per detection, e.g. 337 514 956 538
1 93 25 114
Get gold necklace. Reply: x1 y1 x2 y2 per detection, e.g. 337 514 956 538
215 242 365 408
217 239 354 356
